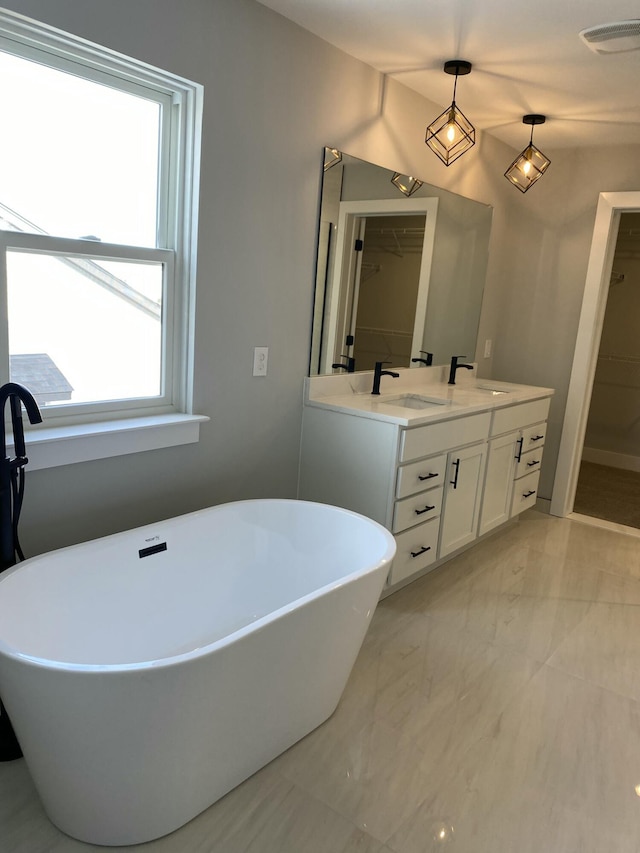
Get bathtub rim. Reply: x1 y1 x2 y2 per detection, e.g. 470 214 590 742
0 498 395 674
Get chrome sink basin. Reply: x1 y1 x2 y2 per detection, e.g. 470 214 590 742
379 394 448 410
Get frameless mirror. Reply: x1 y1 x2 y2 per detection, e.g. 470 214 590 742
310 149 493 375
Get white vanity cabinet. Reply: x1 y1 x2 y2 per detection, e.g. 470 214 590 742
299 376 553 594
478 398 550 536
391 412 489 582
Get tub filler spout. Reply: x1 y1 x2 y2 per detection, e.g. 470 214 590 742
0 381 41 763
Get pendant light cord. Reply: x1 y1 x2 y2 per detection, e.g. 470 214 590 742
451 72 459 105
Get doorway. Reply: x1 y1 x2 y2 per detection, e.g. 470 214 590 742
551 192 640 522
572 213 640 527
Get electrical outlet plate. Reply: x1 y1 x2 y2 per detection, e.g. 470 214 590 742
253 346 268 376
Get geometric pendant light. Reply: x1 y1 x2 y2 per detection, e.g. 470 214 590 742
323 147 342 171
390 172 424 196
504 115 551 192
425 60 475 166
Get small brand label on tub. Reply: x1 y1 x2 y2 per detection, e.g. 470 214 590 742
138 542 167 559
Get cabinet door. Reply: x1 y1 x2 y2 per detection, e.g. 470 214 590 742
439 442 487 558
478 431 518 537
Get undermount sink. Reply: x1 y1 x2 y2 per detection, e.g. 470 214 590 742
379 394 448 410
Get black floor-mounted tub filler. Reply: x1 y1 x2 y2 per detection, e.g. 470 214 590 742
0 382 42 761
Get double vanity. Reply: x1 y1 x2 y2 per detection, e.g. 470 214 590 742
299 365 553 593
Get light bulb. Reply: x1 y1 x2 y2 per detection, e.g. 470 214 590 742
446 123 456 143
523 160 531 175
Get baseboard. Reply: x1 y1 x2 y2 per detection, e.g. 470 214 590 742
569 511 640 539
581 446 640 473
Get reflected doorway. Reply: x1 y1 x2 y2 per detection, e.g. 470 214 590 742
319 196 438 376
351 214 426 371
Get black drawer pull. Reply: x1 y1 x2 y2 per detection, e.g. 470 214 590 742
415 504 436 515
418 472 439 481
526 460 540 467
450 458 460 489
530 435 544 442
522 490 536 498
515 437 524 462
410 545 431 558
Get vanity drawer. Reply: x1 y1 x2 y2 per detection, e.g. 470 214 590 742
388 518 439 585
510 469 540 516
522 421 546 452
490 398 550 436
399 413 490 463
396 454 447 499
393 486 443 533
515 446 544 480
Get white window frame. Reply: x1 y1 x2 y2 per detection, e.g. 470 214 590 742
0 9 206 467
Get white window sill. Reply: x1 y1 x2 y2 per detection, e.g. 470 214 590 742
7 413 209 471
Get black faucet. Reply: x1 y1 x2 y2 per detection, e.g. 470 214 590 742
411 351 433 367
448 355 474 385
332 355 355 373
371 361 400 395
0 383 42 571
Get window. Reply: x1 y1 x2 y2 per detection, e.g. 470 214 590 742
0 10 202 442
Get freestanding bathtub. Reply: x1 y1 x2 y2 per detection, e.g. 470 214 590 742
0 499 395 846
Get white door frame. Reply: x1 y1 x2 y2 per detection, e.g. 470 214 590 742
551 191 640 517
322 197 438 373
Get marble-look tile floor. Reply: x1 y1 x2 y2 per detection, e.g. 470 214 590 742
4 509 640 851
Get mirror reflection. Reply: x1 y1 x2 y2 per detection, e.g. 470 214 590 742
310 149 493 376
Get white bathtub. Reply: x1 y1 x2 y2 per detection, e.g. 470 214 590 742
0 499 395 846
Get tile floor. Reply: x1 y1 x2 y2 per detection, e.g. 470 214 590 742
574 460 640 529
3 509 640 851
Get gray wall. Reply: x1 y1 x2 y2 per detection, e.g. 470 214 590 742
3 0 639 553
488 145 640 496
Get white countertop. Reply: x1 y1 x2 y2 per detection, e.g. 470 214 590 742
305 366 554 428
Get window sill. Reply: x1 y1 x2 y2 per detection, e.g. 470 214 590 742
8 413 209 471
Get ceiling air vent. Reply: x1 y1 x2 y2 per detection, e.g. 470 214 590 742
580 20 640 53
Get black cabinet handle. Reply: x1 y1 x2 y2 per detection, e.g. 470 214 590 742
450 458 460 489
410 545 431 558
522 490 536 498
530 435 544 442
415 504 436 515
418 472 439 481
515 437 524 462
526 460 540 467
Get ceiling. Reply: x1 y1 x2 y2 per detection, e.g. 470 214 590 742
256 0 640 150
